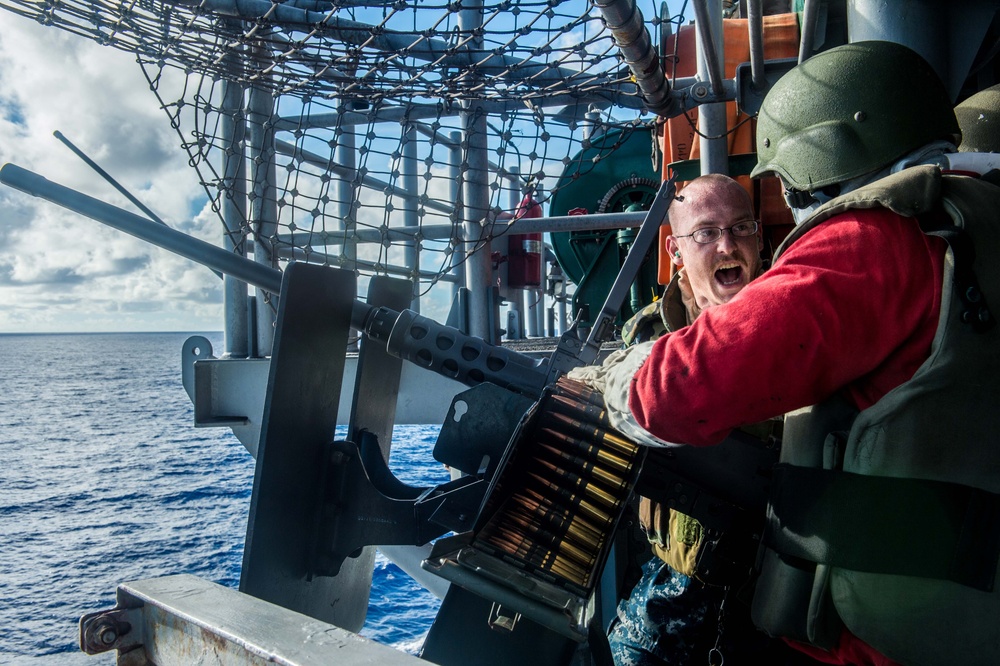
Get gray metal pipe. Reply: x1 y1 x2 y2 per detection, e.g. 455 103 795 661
273 139 455 216
448 130 464 305
798 0 820 64
402 124 420 311
502 209 647 234
695 0 729 175
249 69 279 355
169 0 629 98
276 224 455 247
0 164 284 295
746 0 767 90
221 71 251 358
336 113 359 276
592 0 675 116
692 0 725 97
273 90 644 132
460 0 495 342
275 209 649 248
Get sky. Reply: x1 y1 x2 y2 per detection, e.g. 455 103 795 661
0 13 225 333
0 2 676 335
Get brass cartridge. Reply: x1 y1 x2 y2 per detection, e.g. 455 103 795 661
537 427 632 474
541 410 639 457
536 443 627 492
527 472 615 527
532 457 620 507
554 378 607 409
510 492 606 546
497 512 594 568
549 393 610 427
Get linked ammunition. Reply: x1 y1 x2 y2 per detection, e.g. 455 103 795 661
527 472 614 526
549 393 609 427
509 492 606 546
496 512 594 568
489 527 588 583
532 457 620 507
554 378 607 409
508 495 605 548
540 410 639 457
536 442 628 492
536 427 633 474
501 506 597 566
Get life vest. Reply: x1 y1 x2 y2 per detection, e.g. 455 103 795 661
750 165 1000 665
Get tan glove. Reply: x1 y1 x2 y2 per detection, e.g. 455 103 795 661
565 343 641 393
565 341 679 448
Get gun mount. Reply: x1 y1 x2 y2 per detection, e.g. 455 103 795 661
5 159 776 664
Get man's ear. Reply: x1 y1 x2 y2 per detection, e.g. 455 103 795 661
666 236 682 266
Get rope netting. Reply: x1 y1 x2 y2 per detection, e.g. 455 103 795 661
0 0 686 294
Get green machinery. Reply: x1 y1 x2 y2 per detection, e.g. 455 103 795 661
549 126 662 332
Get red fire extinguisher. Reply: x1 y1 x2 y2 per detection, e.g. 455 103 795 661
506 193 543 289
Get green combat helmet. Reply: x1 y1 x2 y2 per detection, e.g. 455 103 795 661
751 41 960 193
955 84 1000 153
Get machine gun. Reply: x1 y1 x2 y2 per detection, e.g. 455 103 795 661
2 164 776 662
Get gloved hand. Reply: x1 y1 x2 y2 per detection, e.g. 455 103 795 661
566 341 679 448
565 343 646 394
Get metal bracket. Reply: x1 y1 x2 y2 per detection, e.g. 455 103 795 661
488 603 521 633
80 575 426 665
310 436 454 577
80 607 140 656
434 383 535 479
735 57 799 117
239 262 363 630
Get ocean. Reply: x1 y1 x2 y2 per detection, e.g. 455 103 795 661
0 332 448 664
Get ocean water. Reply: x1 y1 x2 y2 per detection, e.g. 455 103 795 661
0 332 449 664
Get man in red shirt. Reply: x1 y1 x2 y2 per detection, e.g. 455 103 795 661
590 173 787 666
590 41 1000 666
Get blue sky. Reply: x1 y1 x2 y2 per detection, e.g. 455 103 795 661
0 14 226 333
0 2 685 334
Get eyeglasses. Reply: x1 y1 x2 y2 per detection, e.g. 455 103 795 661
674 220 759 244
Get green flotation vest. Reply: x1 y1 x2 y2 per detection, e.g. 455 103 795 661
750 165 1000 665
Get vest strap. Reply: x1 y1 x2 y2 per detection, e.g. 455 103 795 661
765 464 1000 591
919 207 995 333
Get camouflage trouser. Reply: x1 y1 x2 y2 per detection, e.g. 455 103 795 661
607 557 725 666
607 558 824 666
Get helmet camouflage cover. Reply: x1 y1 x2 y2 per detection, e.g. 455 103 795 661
751 41 960 191
955 84 1000 153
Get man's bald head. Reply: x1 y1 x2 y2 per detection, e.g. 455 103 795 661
669 174 755 236
666 174 763 310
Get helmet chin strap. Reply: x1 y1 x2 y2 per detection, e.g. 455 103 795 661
786 141 958 225
789 201 821 225
890 141 957 174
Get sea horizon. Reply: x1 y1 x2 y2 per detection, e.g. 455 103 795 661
0 331 446 663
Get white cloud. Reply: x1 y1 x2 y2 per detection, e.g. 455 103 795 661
0 14 223 332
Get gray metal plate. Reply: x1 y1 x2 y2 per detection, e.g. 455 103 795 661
239 263 367 630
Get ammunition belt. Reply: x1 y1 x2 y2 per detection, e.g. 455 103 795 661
472 377 646 594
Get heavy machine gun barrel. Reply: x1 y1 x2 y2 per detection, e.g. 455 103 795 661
0 162 551 396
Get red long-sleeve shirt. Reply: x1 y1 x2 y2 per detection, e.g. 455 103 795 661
629 207 947 665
